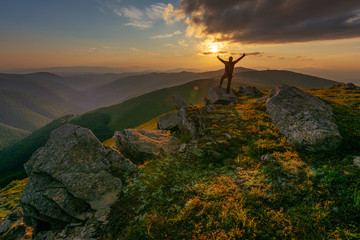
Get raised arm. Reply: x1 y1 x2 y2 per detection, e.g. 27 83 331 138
217 55 226 63
234 53 246 64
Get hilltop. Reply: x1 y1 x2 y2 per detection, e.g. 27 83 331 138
0 72 339 187
1 84 360 239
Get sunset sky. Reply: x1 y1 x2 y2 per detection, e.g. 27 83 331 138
0 0 359 82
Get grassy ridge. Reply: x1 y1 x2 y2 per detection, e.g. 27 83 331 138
0 123 30 151
75 78 217 141
0 79 218 187
105 88 360 239
0 115 76 187
1 87 359 238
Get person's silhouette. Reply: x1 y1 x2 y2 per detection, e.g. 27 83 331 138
217 53 246 93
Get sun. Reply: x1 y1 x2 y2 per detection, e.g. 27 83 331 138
209 43 220 53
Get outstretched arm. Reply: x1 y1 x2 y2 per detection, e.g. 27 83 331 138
234 53 246 64
217 55 226 63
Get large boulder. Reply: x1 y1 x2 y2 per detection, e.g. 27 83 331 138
266 86 342 152
208 87 238 105
239 86 259 96
114 129 180 164
20 124 138 232
157 112 178 131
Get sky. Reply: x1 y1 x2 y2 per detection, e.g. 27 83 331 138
0 0 360 82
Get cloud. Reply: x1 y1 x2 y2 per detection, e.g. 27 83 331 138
146 3 167 20
178 40 188 47
175 0 360 44
151 30 182 39
98 2 166 29
201 51 228 55
230 52 264 57
163 3 186 24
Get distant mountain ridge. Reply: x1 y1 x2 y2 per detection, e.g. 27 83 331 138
0 70 340 187
0 68 338 152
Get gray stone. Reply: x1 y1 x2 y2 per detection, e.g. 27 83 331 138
173 94 206 138
224 133 232 139
261 154 280 162
266 86 342 152
173 93 190 109
21 124 138 232
354 156 360 168
208 86 238 105
256 96 270 103
0 206 33 240
114 129 180 164
157 112 178 130
331 83 359 90
179 143 187 153
239 86 259 96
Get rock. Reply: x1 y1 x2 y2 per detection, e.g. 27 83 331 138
157 112 178 131
208 86 238 105
266 86 342 152
21 124 138 233
261 154 280 162
256 96 270 103
0 206 33 240
173 93 190 109
224 133 232 139
179 143 187 153
113 129 180 164
239 86 259 96
354 156 360 168
174 94 206 138
331 83 359 90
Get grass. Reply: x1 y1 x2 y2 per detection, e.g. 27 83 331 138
2 87 360 239
0 178 28 223
104 87 360 239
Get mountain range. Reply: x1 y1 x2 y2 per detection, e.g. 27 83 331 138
0 68 339 187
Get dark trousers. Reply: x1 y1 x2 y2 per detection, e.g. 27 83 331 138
220 74 232 93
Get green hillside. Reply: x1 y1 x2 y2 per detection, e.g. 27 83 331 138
74 78 218 141
0 79 216 187
0 73 339 187
104 87 360 239
0 90 77 131
1 87 360 238
234 70 338 89
0 123 30 151
0 115 76 187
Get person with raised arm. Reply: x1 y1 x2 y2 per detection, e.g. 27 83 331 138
217 53 246 93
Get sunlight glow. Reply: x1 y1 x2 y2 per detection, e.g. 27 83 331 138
209 43 220 53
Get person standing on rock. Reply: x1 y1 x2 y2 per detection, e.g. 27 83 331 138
217 53 246 93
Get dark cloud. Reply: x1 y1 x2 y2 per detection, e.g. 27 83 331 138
202 50 228 55
230 51 263 56
178 0 360 44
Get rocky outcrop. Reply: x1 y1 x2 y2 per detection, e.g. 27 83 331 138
0 206 33 240
20 124 138 234
331 83 359 90
157 112 178 131
208 87 238 105
174 94 207 138
114 129 180 164
239 86 259 96
266 86 342 152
